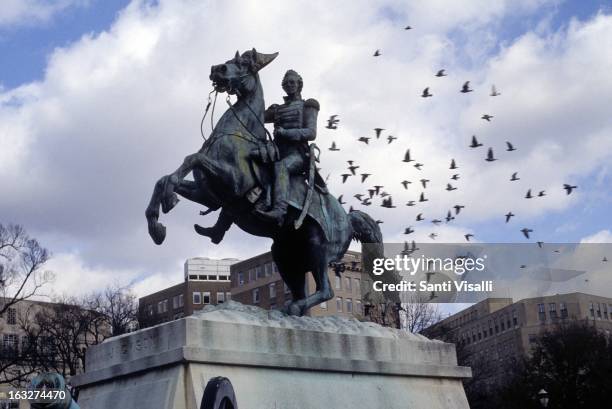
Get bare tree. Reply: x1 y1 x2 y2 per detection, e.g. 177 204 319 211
400 294 442 333
0 223 51 315
86 284 139 336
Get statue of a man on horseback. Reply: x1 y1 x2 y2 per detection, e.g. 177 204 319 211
145 48 386 316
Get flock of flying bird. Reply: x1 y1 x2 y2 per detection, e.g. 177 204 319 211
315 25 609 266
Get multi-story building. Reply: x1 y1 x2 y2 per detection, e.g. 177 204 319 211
138 257 239 328
229 251 365 318
423 292 612 387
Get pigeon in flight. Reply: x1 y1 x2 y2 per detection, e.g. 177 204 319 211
511 172 520 181
446 183 457 191
403 149 414 162
563 184 578 195
337 195 346 205
326 115 339 129
537 241 544 248
374 128 384 139
465 234 474 242
360 173 371 183
460 81 473 93
374 185 384 195
368 189 376 199
445 211 455 223
404 227 415 235
422 87 433 98
435 69 447 77
381 197 396 208
450 159 458 169
420 179 430 189
329 142 340 151
416 213 424 221
414 163 424 170
490 85 500 96
341 174 351 183
358 137 369 144
375 220 384 225
538 190 546 197
406 201 416 206
373 49 381 57
419 192 428 202
603 257 608 262
521 228 533 239
348 164 359 175
505 212 515 223
361 198 372 206
482 114 494 121
429 233 438 240
354 194 364 201
454 205 465 215
525 189 533 199
485 147 497 162
451 174 460 181
506 142 516 152
387 135 397 144
404 25 412 30
470 135 483 148
401 180 412 189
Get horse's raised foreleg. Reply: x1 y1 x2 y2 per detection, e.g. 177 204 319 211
145 177 168 245
195 209 233 244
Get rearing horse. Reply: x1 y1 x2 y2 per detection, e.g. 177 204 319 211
145 49 384 316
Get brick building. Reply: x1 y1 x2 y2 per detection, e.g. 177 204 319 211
138 257 239 328
229 250 365 317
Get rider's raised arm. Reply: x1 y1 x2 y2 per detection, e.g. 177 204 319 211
280 98 319 142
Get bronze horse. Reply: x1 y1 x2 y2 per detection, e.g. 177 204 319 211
145 49 384 316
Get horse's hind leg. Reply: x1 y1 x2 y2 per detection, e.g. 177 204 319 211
271 240 306 311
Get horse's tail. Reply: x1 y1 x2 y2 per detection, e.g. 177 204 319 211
349 210 384 269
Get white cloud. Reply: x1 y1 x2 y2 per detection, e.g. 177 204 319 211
1 0 610 297
0 0 90 28
581 230 612 243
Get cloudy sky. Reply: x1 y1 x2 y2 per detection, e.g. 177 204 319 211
1 0 611 300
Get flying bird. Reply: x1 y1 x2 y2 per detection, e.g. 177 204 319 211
401 180 412 189
421 87 433 98
419 192 428 202
329 141 340 151
435 69 447 77
358 137 369 144
445 211 455 223
404 25 412 30
429 233 438 240
450 159 458 169
341 174 351 183
361 198 372 206
374 185 383 195
451 174 460 180
446 183 457 191
420 179 430 189
403 149 414 162
374 128 384 139
454 205 465 214
465 234 474 242
505 212 515 223
337 195 346 205
470 135 483 148
387 135 397 144
348 164 359 175
490 85 500 96
416 213 424 221
511 172 520 181
368 189 376 199
538 190 546 197
482 114 493 121
485 147 497 162
414 163 424 170
460 81 473 93
521 228 533 239
326 115 339 129
360 173 371 183
381 197 396 208
406 200 416 206
563 184 578 195
537 241 544 248
525 189 533 199
603 257 608 262
373 49 381 57
506 142 516 152
375 220 384 224
404 227 415 235
354 194 364 201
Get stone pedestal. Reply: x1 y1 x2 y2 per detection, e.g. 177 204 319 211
71 303 471 409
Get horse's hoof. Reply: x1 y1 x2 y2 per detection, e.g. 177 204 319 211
287 302 304 316
149 222 166 245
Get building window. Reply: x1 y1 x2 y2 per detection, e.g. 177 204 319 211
3 334 18 352
549 303 557 319
7 308 17 325
193 292 202 304
596 303 602 318
512 310 518 326
356 300 362 314
494 319 499 333
226 292 231 301
203 292 211 304
320 301 327 310
266 282 275 299
589 302 595 318
335 276 342 290
346 298 353 313
217 292 225 304
189 274 198 280
354 278 360 293
345 277 352 291
336 297 343 312
256 266 264 279
179 294 184 307
238 272 245 286
147 304 154 316
207 275 218 281
560 302 568 318
198 275 207 280
537 303 546 321
501 321 505 331
249 269 256 282
604 304 609 320
253 288 260 304
173 296 179 309
264 263 273 276
528 333 537 343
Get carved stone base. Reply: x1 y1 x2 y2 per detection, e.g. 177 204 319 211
71 302 471 409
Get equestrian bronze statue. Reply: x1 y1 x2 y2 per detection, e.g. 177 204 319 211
145 49 385 316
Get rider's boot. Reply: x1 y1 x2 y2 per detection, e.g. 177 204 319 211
256 162 289 227
194 209 233 244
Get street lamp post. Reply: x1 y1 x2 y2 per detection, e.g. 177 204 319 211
537 389 549 408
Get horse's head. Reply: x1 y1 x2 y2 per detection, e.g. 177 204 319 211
210 48 278 96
